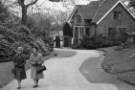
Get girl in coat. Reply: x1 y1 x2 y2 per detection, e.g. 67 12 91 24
29 48 44 88
12 47 27 89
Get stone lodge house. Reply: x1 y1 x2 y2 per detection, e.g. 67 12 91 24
67 0 135 45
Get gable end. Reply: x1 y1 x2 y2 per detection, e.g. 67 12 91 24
97 0 135 24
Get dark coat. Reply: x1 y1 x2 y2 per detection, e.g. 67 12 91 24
12 53 27 80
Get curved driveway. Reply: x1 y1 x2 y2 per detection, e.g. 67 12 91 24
2 49 118 90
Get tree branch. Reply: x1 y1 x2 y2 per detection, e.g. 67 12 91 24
26 0 38 8
17 0 25 7
130 0 135 7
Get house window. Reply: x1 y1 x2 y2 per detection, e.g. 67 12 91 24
113 11 121 20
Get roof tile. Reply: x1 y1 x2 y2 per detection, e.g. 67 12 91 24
76 0 120 22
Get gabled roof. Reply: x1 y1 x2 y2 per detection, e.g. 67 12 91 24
96 0 135 24
68 0 135 24
93 0 119 23
67 1 99 22
77 3 99 19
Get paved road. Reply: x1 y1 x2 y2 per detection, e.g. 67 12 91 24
2 49 118 90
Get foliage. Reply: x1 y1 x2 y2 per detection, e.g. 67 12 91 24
16 0 39 25
16 25 31 35
0 39 13 62
0 24 53 62
0 1 53 62
130 0 135 8
0 1 9 23
10 41 31 55
27 15 51 39
78 35 121 49
0 25 32 62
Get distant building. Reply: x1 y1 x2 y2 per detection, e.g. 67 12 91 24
49 30 63 47
67 0 135 45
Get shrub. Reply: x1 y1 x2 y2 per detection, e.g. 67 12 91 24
43 37 54 51
10 41 31 55
0 25 33 62
80 36 96 49
0 22 53 62
0 39 13 62
80 35 104 49
29 38 53 56
72 44 82 49
79 35 121 49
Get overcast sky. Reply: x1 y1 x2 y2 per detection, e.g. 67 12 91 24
32 0 96 11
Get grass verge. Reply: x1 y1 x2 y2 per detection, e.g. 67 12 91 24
101 46 135 85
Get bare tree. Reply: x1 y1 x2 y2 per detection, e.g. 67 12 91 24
56 11 69 24
17 0 39 25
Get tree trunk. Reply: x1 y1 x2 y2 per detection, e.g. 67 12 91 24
21 6 27 25
18 0 38 25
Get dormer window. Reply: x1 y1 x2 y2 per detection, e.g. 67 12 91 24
114 11 121 20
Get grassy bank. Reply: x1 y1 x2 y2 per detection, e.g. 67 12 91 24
101 46 135 85
79 57 135 90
